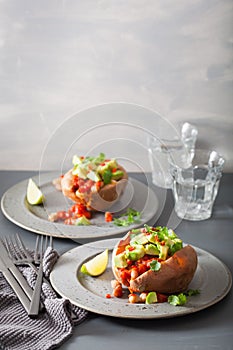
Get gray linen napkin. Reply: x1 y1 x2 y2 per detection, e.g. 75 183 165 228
0 247 89 350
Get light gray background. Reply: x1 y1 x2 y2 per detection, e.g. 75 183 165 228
0 0 232 171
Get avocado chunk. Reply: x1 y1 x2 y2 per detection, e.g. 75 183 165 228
125 245 145 261
111 170 124 180
130 233 149 246
87 170 101 182
72 155 83 166
75 216 91 226
144 243 160 256
97 159 118 175
146 292 158 304
72 164 88 179
148 233 158 244
167 228 177 239
159 245 169 260
114 252 128 268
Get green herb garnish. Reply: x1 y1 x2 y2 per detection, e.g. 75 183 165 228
93 152 105 164
113 208 141 227
103 169 112 185
168 293 187 306
169 241 183 255
186 289 200 297
149 260 161 271
168 289 200 306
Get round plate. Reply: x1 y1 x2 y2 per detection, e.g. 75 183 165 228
1 172 159 242
50 238 232 319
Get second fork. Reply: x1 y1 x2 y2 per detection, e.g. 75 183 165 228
29 235 53 318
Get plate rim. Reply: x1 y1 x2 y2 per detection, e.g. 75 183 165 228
50 238 232 319
1 172 159 241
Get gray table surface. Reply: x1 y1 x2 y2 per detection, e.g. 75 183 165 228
0 170 233 350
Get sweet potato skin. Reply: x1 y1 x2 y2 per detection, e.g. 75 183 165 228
129 245 198 293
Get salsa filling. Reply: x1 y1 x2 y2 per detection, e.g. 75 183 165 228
113 225 183 286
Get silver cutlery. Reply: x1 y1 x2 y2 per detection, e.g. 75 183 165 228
28 235 52 317
0 253 31 313
2 234 53 317
0 240 34 301
4 233 51 286
4 233 38 273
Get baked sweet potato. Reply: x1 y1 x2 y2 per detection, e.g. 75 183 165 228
112 227 198 294
129 245 197 293
60 164 128 211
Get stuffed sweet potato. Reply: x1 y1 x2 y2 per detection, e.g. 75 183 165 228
112 226 198 295
54 153 128 211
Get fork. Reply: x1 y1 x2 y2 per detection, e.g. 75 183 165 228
28 235 53 317
4 234 51 285
4 233 38 274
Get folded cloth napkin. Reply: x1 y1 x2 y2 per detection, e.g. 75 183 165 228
0 246 89 350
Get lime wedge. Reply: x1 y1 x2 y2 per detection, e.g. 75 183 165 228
26 178 44 205
80 249 109 276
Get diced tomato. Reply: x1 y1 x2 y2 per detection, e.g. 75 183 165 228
68 203 91 219
82 210 92 219
95 181 103 191
69 204 83 214
86 179 94 187
137 264 147 275
157 293 168 303
105 293 112 299
120 270 131 286
68 204 77 214
128 246 135 251
78 178 85 187
111 168 117 173
72 175 79 191
105 212 113 222
57 211 71 220
78 186 87 193
64 218 75 225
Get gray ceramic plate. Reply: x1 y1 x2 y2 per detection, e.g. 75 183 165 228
50 238 232 319
1 172 159 242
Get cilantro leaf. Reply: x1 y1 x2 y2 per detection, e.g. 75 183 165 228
113 208 141 227
168 293 187 306
186 289 200 297
103 169 112 185
169 241 183 255
94 152 106 164
149 260 161 271
168 289 200 306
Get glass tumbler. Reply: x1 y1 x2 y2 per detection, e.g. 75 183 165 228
148 122 198 188
169 149 225 221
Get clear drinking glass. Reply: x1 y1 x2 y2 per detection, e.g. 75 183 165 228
169 149 225 221
148 122 198 188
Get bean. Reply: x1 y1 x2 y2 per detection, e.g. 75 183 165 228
113 284 123 298
131 268 139 280
128 293 141 303
111 279 121 289
139 293 148 303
